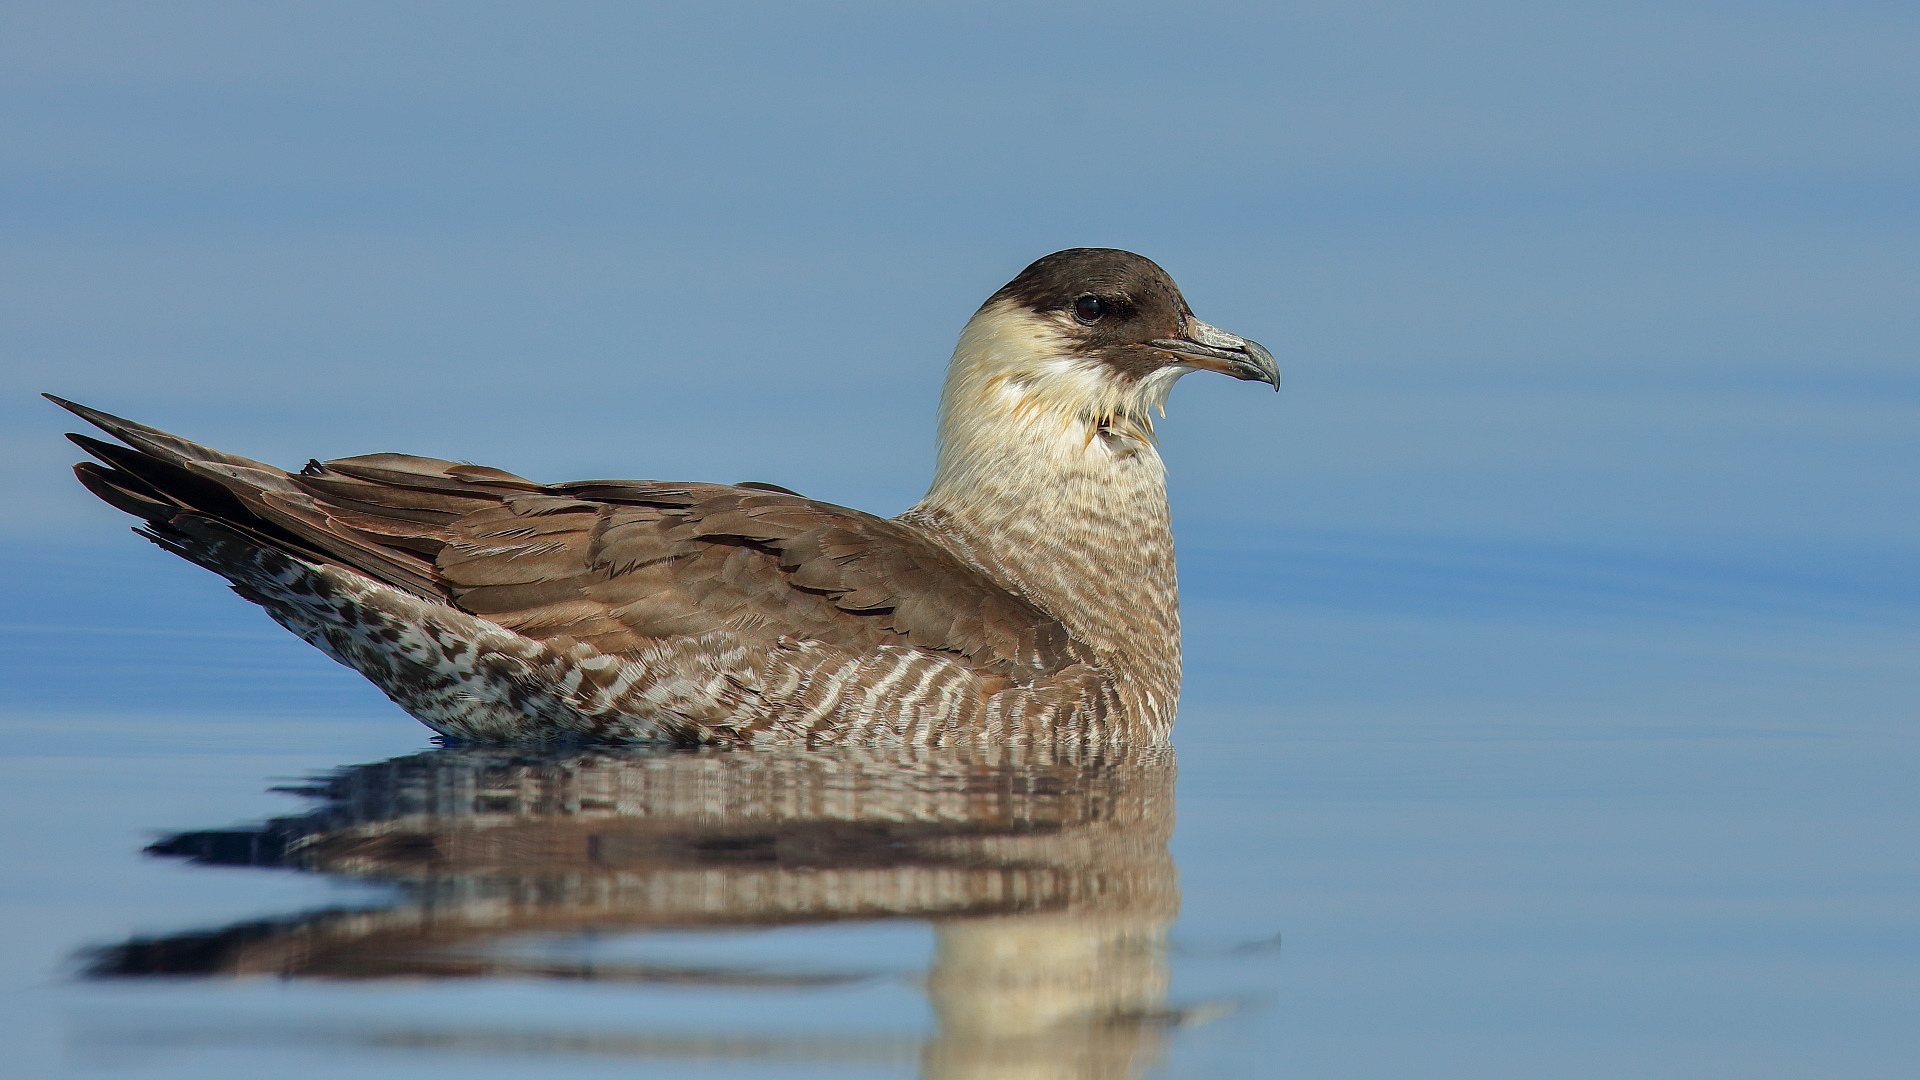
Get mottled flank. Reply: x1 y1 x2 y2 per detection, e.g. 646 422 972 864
52 248 1277 746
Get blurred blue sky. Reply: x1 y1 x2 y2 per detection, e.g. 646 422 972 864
1 0 1914 626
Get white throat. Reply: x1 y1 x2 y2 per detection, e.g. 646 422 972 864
919 299 1189 514
902 299 1187 724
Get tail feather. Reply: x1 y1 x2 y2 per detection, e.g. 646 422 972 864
72 461 177 520
67 431 260 526
50 394 466 602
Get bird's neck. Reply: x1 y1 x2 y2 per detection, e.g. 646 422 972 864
901 367 1183 726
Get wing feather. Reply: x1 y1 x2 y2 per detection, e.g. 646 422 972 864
52 397 1098 682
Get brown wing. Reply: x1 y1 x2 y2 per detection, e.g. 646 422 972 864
436 482 1094 680
51 396 1093 682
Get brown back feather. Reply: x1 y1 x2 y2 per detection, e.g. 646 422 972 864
51 397 1095 682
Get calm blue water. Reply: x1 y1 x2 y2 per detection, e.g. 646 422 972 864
3 4 1915 1075
2 533 1912 1079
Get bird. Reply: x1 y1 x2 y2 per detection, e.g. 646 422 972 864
51 248 1278 747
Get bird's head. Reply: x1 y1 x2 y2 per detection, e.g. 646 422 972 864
944 248 1278 449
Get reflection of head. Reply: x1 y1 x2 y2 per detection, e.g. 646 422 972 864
91 746 1182 1077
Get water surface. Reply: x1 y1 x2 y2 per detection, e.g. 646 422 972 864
1 538 1912 1078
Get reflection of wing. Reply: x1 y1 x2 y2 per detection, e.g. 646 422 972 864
55 397 1094 683
93 747 1185 1076
98 746 1177 963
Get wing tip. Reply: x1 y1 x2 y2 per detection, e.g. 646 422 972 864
44 392 117 428
43 393 174 451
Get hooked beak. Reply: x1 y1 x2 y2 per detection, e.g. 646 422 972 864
1150 318 1280 390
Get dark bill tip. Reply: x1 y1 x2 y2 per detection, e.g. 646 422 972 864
1148 335 1280 391
1238 339 1281 391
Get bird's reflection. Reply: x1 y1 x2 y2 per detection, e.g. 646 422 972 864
89 744 1185 1078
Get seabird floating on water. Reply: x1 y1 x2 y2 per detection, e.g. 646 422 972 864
51 248 1277 746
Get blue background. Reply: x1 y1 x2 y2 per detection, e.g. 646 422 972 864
0 3 1914 1077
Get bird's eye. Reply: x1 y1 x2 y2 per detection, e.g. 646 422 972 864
1072 295 1107 324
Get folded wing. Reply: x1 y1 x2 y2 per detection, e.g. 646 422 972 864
51 396 1093 685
